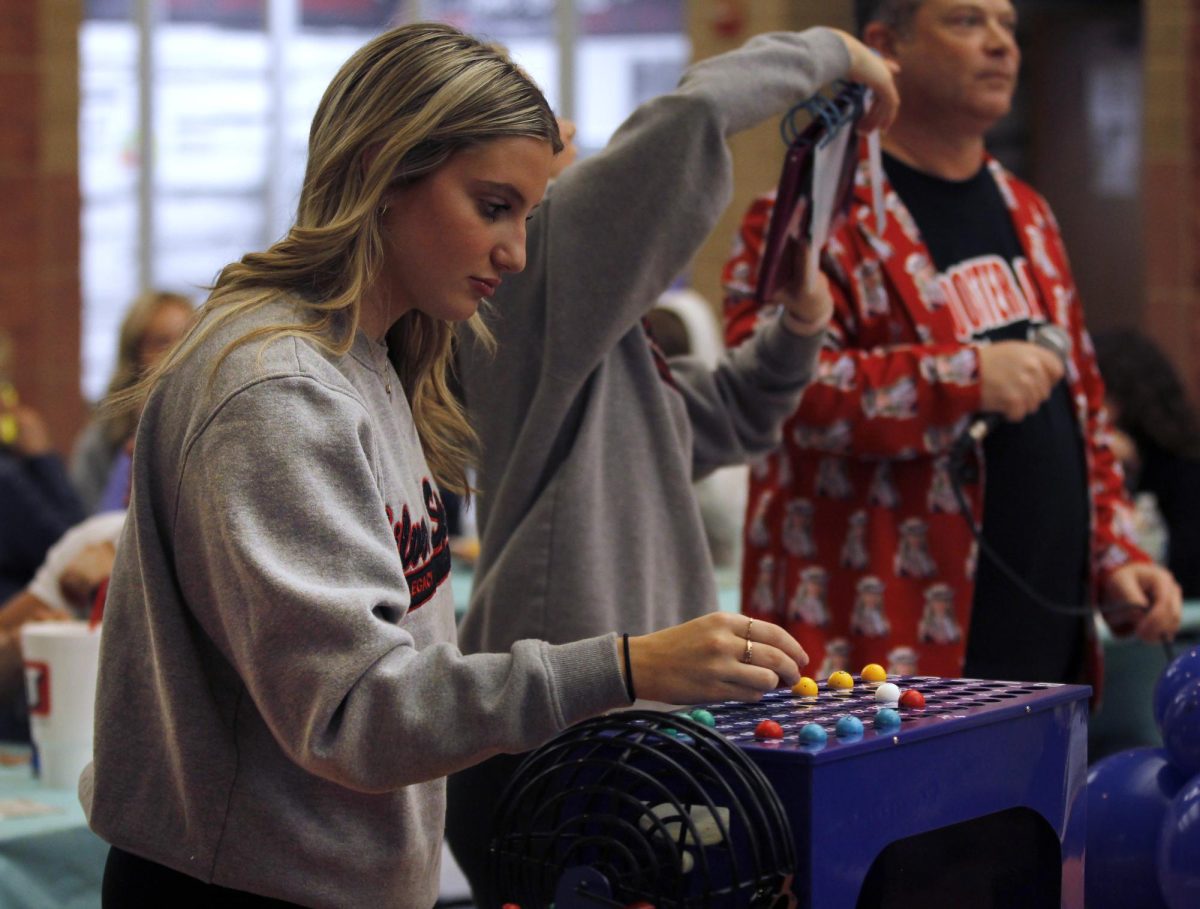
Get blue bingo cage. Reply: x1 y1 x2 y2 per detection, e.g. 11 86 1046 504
490 677 1089 909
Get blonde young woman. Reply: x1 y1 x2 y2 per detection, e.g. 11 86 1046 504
70 290 195 512
81 24 809 908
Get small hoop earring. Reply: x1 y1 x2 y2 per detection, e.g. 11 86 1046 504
376 203 388 217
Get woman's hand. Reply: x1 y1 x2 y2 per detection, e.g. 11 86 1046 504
830 29 900 134
624 613 808 705
777 271 834 337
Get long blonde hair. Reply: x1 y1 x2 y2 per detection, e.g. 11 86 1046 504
124 23 561 495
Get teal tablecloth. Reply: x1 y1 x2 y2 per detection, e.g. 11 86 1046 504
1089 600 1200 759
0 752 106 909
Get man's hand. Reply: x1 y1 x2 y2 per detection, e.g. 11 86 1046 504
1107 426 1139 470
1103 562 1183 642
830 30 901 134
977 341 1065 421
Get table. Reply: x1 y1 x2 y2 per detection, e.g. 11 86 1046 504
0 752 106 909
0 749 476 908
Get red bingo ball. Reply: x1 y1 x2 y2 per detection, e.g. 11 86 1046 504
755 719 784 739
899 689 926 709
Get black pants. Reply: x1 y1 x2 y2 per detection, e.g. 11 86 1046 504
444 751 528 909
102 846 305 908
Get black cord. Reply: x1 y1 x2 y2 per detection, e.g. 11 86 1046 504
947 437 1150 621
950 438 1186 669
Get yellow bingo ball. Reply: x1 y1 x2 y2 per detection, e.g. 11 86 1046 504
827 670 854 691
792 676 819 698
861 663 887 684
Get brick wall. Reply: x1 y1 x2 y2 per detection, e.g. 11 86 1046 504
1136 0 1196 401
1192 0 1200 401
0 0 83 454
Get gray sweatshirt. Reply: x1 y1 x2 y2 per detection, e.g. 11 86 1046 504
457 28 849 653
79 301 629 908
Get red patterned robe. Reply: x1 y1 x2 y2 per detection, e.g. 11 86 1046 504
722 145 1147 679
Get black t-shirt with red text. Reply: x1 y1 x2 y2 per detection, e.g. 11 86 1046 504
884 153 1088 683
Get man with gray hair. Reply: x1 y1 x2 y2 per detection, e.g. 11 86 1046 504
724 0 1182 684
854 0 922 31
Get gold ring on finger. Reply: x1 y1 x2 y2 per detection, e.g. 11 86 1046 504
741 639 754 664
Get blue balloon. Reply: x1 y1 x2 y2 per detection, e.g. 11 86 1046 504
1157 773 1200 909
1154 646 1200 728
1162 678 1200 778
1085 747 1188 909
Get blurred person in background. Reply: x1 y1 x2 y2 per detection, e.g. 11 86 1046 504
646 287 750 570
1 387 85 606
70 291 195 513
1094 328 1200 599
0 510 124 740
551 116 578 176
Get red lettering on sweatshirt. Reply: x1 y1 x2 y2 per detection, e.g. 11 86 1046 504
384 478 450 610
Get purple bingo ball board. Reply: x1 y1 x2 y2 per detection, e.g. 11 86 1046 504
692 676 1091 909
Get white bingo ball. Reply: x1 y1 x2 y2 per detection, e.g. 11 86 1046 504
875 681 901 704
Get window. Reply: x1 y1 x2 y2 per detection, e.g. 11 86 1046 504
79 0 686 399
575 0 687 155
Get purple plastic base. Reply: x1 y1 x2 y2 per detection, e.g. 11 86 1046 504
695 676 1090 909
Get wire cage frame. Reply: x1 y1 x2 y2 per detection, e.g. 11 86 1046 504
488 710 797 909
